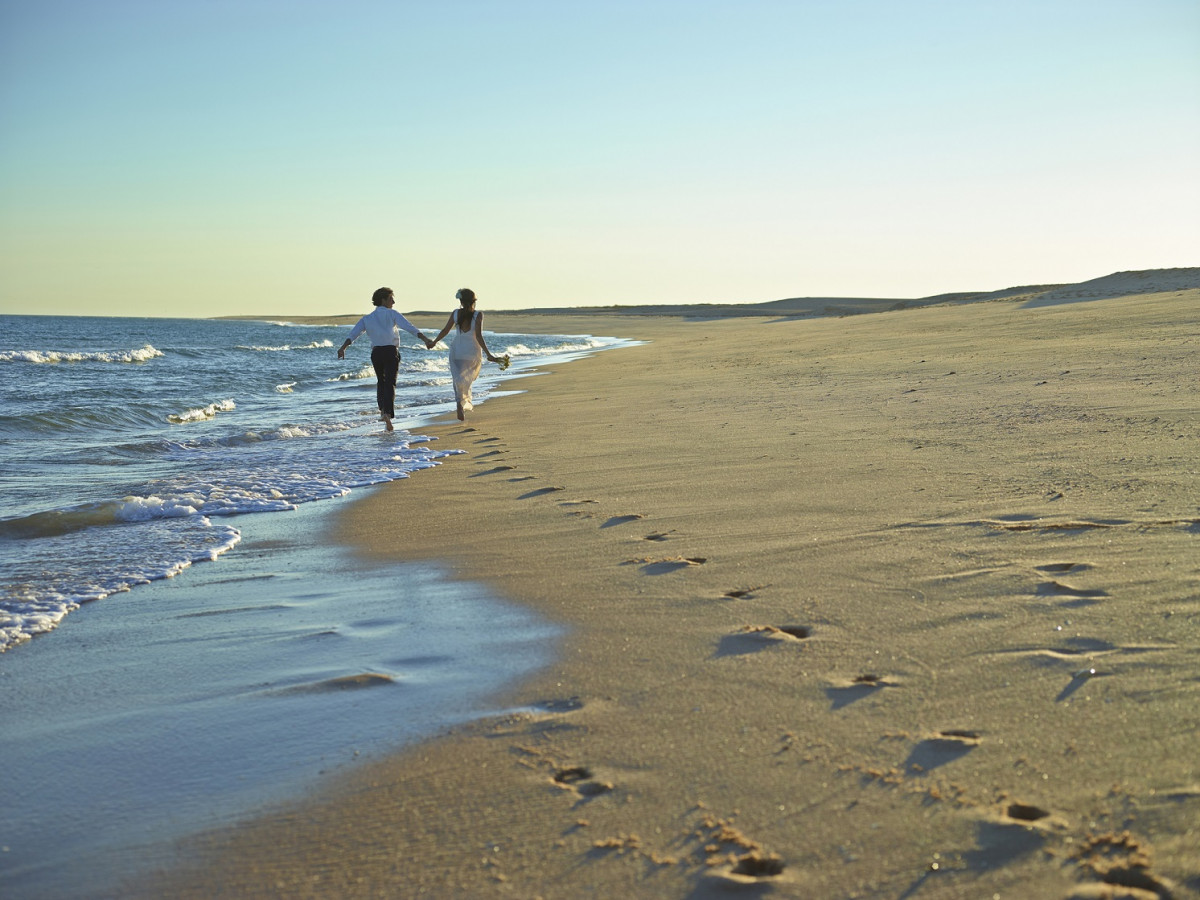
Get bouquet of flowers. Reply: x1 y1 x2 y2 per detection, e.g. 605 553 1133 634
496 354 511 371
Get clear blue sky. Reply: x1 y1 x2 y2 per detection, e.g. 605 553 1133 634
1 0 1197 316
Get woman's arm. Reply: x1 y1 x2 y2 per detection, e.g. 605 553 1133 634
429 313 456 347
475 312 497 361
388 309 431 347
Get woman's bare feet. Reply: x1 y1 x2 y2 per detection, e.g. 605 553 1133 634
456 403 465 421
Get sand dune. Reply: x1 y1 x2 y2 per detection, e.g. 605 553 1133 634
1019 267 1200 307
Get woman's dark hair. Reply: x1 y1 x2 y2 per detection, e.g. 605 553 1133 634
455 288 476 330
371 287 393 307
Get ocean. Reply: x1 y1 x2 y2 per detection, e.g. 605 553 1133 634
0 314 627 897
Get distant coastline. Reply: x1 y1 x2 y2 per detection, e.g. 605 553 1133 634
215 266 1200 325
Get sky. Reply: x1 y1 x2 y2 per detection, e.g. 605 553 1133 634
0 0 1197 317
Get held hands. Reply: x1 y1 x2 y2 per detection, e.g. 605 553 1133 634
421 335 436 349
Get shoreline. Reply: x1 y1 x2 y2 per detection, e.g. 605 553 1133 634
140 285 1199 898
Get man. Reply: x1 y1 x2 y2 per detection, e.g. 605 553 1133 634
337 287 433 432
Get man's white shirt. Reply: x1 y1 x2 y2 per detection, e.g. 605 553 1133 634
346 307 422 347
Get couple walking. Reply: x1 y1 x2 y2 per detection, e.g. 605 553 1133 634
336 286 501 431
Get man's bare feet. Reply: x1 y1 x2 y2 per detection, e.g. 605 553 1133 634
383 414 394 432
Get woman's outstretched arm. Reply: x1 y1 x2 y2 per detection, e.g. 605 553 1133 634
429 314 456 347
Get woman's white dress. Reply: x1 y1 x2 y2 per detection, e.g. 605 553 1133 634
449 311 483 411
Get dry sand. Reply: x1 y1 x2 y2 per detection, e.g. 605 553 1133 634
142 272 1199 899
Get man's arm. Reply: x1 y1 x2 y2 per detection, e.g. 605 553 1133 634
390 310 431 347
337 318 366 359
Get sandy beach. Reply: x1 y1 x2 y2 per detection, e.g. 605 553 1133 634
139 271 1199 899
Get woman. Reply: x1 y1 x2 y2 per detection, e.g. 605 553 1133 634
430 288 500 420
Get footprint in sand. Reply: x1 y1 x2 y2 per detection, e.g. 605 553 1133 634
475 436 502 444
825 674 902 710
1056 666 1109 702
532 696 585 714
601 514 646 528
559 500 600 519
1004 802 1051 823
694 816 786 885
730 853 786 878
518 485 565 499
1036 580 1108 600
642 531 675 542
553 765 613 800
470 465 516 477
987 637 1157 701
1036 562 1095 574
904 730 981 773
624 556 707 574
744 624 811 640
714 625 811 658
476 449 507 458
1070 831 1179 899
697 852 786 887
952 802 1066 874
722 585 767 600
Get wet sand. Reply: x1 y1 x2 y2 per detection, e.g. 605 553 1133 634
143 271 1200 899
2 498 557 900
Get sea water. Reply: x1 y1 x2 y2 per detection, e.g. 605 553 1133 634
0 314 620 650
0 314 628 897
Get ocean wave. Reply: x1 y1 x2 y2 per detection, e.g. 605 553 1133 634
0 404 167 435
0 517 241 652
0 501 129 539
329 366 375 382
236 340 334 352
2 430 451 544
276 382 297 393
0 344 164 364
498 338 605 356
405 357 447 373
0 490 289 544
227 421 355 444
168 399 236 424
160 421 358 455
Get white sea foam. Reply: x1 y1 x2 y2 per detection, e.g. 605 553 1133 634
498 337 604 357
0 344 164 364
329 365 375 381
237 340 333 352
276 382 297 393
0 518 241 652
407 357 447 373
168 399 236 424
